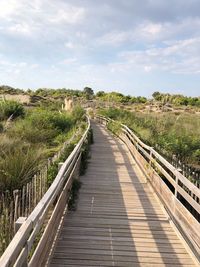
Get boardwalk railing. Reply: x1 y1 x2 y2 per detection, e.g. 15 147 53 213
0 117 91 267
0 126 83 256
97 115 200 260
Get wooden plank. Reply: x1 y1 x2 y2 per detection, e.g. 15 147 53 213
49 122 198 267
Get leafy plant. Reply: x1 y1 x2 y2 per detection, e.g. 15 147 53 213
0 137 44 191
0 100 25 120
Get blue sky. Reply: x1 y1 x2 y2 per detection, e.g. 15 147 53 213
0 0 200 97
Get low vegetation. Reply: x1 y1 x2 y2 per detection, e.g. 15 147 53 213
0 100 25 120
0 100 86 192
99 108 200 168
152 91 200 107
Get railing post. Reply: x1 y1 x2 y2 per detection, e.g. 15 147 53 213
173 169 179 214
15 217 28 267
15 217 27 233
175 168 181 199
149 147 153 167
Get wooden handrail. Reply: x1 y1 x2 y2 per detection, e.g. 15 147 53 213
96 115 200 260
0 117 91 267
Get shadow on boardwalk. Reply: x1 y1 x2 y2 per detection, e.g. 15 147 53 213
49 122 195 267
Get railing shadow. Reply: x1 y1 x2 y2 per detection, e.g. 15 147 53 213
49 122 192 266
113 137 187 266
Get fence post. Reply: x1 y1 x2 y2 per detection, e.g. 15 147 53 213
15 217 27 233
149 147 153 167
13 190 19 224
14 217 28 267
175 169 181 199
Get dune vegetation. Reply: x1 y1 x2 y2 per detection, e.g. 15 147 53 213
99 108 200 169
0 99 86 192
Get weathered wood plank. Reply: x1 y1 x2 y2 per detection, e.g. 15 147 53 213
49 123 197 267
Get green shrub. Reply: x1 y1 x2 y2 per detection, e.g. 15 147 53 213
107 121 122 135
0 137 43 191
99 108 200 166
68 179 82 210
47 162 59 187
79 129 93 175
8 109 73 145
26 109 73 132
60 143 76 162
71 105 85 122
1 105 87 191
8 120 58 144
0 100 24 120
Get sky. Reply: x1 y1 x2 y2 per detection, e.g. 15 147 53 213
0 0 200 97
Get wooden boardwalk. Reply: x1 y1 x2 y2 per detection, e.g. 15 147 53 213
49 123 197 267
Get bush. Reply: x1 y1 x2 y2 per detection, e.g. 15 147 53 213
0 137 43 191
99 108 200 166
26 109 73 132
47 162 59 187
0 100 24 120
1 105 87 191
8 109 73 145
71 105 85 122
8 119 58 144
107 121 122 135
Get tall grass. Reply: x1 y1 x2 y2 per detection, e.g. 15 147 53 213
0 105 86 191
0 136 44 192
99 108 200 166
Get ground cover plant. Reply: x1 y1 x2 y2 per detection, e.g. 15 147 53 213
99 108 200 168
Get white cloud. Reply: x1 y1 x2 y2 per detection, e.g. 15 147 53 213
144 65 153 72
0 0 19 19
48 7 86 25
0 0 200 95
97 31 134 46
61 58 77 64
8 23 33 36
65 42 75 49
140 22 163 36
119 37 200 74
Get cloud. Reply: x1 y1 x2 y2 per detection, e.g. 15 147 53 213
60 58 78 64
119 37 200 74
0 0 200 95
48 6 86 25
8 23 33 36
0 0 19 19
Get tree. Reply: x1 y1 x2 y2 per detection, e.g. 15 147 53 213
83 87 94 99
96 91 105 97
152 91 161 101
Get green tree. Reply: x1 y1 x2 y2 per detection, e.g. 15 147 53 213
83 87 94 99
152 91 162 101
96 91 105 97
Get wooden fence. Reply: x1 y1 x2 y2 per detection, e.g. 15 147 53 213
97 115 200 261
0 167 48 255
0 126 81 256
0 117 90 267
154 144 200 186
